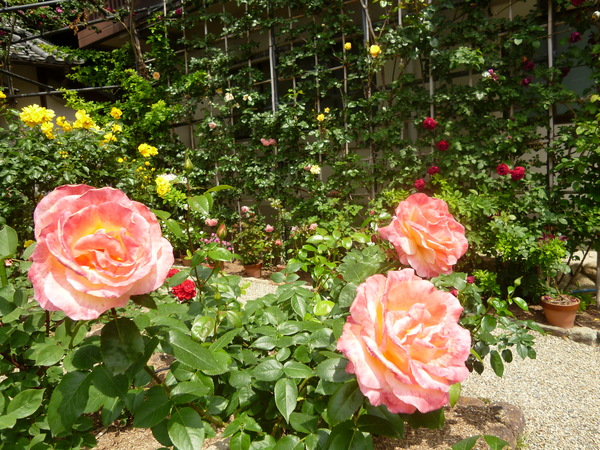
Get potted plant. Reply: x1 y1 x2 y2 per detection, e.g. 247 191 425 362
233 208 268 277
536 234 580 328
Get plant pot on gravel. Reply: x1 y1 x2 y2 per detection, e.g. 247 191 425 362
243 262 262 278
541 294 580 328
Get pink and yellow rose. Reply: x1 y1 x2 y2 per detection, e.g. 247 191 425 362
378 193 468 278
28 185 174 320
337 269 471 414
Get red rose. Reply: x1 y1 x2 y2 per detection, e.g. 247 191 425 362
570 32 582 43
570 0 585 5
171 279 196 301
521 77 533 87
466 276 476 284
427 166 440 175
414 179 426 190
522 60 536 71
422 117 437 130
496 164 510 176
436 140 450 151
167 268 180 278
510 166 526 180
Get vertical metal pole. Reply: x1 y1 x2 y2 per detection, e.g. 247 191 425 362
547 0 555 190
268 17 278 114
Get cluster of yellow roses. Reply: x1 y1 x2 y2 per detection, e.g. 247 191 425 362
155 174 173 197
18 104 124 143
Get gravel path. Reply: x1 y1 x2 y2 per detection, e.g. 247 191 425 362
241 278 600 449
461 333 600 449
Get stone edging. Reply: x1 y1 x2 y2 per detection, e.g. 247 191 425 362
536 323 600 346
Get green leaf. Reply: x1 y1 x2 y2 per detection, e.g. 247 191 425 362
316 357 352 383
208 247 233 261
449 383 461 407
338 282 358 308
401 407 445 430
6 388 45 419
0 412 17 429
483 434 511 449
152 209 171 220
270 272 286 284
131 294 157 309
165 218 184 239
274 378 298 422
133 386 172 428
48 371 92 436
326 421 373 449
191 316 216 341
490 350 504 377
26 343 64 366
100 317 145 375
167 407 205 450
327 380 364 426
205 184 233 193
170 381 211 404
167 330 227 374
356 404 404 438
314 300 335 316
289 412 319 434
481 315 497 333
451 435 481 450
91 365 128 398
513 296 528 311
0 226 18 258
252 359 283 382
230 431 251 450
273 435 302 450
283 361 314 379
102 397 124 427
168 269 190 287
209 328 239 351
188 195 211 216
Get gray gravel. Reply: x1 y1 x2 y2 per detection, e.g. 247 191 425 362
240 278 600 449
462 333 600 449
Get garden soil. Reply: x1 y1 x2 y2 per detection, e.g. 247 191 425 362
93 263 599 449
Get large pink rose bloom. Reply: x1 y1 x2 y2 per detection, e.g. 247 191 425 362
28 185 174 320
378 193 468 278
337 269 471 414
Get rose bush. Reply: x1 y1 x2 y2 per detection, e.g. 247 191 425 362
378 193 468 278
28 184 174 320
337 269 471 414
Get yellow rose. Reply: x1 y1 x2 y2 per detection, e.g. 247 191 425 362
138 143 158 158
111 124 122 133
20 105 55 127
369 44 381 58
100 132 117 145
40 122 55 139
110 107 123 119
73 110 96 129
117 157 124 163
155 175 172 197
0 91 6 99
316 113 325 122
56 116 73 132
344 42 352 50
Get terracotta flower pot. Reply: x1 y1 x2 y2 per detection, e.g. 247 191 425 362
243 263 262 278
541 295 580 329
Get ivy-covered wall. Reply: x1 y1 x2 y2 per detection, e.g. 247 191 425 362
2 0 598 296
